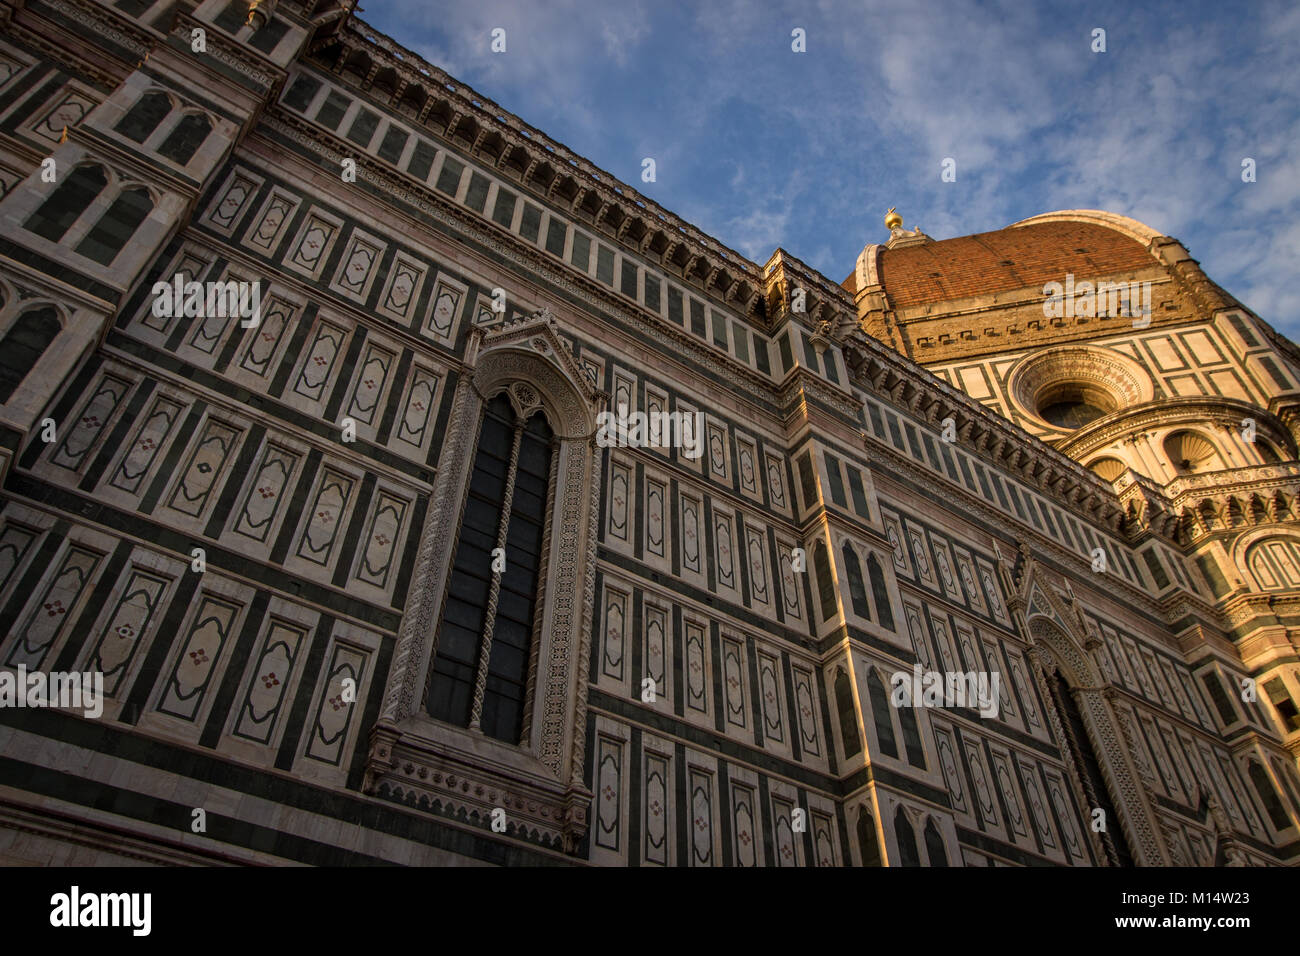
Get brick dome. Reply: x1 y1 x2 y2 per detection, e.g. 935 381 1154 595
846 219 1158 307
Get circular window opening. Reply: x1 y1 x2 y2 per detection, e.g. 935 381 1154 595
1036 383 1116 429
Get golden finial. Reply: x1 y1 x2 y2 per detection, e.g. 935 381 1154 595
884 207 903 231
59 125 67 143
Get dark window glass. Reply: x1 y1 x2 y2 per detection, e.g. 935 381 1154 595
1144 549 1170 589
1040 396 1108 429
482 413 552 743
847 468 870 517
644 275 661 312
346 107 380 148
519 203 541 242
435 156 464 195
249 16 290 53
377 126 408 164
214 0 246 33
856 810 880 866
667 286 683 326
802 333 820 373
868 553 895 631
824 452 846 506
835 669 861 758
777 332 793 372
1265 678 1300 732
894 807 920 866
843 543 870 619
924 818 948 866
568 231 589 267
114 0 153 16
546 218 567 257
0 307 60 402
711 311 727 348
115 91 171 142
464 172 490 213
732 322 749 362
814 540 837 623
429 395 514 727
596 245 614 283
688 299 705 337
620 259 638 299
868 670 898 759
316 91 350 130
1049 669 1135 866
75 186 152 265
824 352 840 384
158 113 211 166
754 336 770 375
899 704 925 768
1202 671 1239 726
25 164 106 242
428 393 552 746
1249 762 1291 830
491 188 516 228
797 452 817 510
282 74 320 112
408 140 437 181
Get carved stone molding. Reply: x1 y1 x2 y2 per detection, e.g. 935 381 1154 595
367 313 603 852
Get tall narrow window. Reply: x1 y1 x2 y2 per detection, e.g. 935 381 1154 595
1201 670 1240 727
868 552 895 631
0 307 60 402
867 669 898 759
924 818 948 866
834 667 861 758
814 540 837 623
842 542 870 619
428 393 554 745
1048 669 1135 865
856 808 881 866
75 186 152 265
25 164 107 242
115 90 171 142
894 806 920 866
158 113 212 166
1248 762 1291 830
899 702 926 768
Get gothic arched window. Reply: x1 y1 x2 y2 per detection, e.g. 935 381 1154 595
834 667 861 758
814 539 837 623
1248 761 1291 830
894 806 920 866
899 700 925 768
867 669 898 759
115 90 172 143
427 392 555 744
843 542 870 619
158 112 212 166
856 807 881 866
924 817 948 866
1048 668 1135 865
867 552 895 631
0 307 60 402
25 164 107 242
75 185 153 265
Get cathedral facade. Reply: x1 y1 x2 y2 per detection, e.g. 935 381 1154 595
0 0 1296 866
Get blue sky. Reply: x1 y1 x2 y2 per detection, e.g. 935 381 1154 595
359 0 1300 336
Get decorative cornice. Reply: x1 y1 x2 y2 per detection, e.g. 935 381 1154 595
312 19 769 314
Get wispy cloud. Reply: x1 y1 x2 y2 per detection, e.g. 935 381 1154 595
360 0 1300 334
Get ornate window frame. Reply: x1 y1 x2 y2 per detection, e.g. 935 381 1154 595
365 310 605 853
